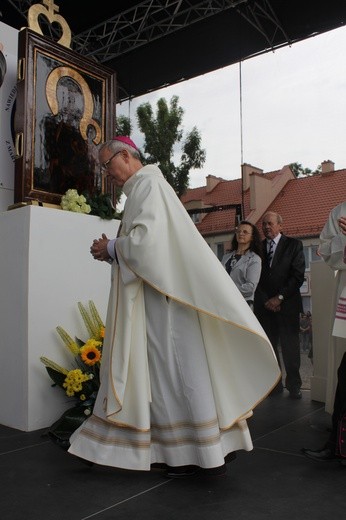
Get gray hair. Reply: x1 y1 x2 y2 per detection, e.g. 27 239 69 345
263 211 283 224
98 139 141 160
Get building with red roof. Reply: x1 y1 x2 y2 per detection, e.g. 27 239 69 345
181 159 346 310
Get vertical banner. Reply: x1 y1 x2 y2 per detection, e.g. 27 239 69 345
0 22 18 212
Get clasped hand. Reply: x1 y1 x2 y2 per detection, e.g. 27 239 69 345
90 233 110 262
264 296 281 313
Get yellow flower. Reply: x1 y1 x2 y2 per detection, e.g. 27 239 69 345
63 369 89 396
41 301 104 421
80 340 102 366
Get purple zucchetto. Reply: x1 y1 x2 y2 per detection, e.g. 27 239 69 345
113 135 139 151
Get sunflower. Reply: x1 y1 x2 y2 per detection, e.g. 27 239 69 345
40 301 105 438
80 339 102 366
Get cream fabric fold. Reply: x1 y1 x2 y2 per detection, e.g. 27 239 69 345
318 201 346 412
95 165 280 430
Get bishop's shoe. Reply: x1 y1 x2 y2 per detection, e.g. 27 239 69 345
164 463 227 479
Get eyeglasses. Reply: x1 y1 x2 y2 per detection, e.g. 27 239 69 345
235 229 251 235
100 151 122 172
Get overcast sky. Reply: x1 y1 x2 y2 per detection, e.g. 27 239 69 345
116 24 346 189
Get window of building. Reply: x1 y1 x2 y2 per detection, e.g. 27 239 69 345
303 245 323 270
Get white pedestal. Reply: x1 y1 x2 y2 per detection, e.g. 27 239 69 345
0 206 119 431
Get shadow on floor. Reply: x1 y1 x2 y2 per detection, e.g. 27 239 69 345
1 389 344 520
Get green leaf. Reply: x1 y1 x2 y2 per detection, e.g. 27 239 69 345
48 406 89 440
46 367 66 388
75 337 85 347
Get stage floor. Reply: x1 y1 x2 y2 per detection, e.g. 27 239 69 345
1 385 344 520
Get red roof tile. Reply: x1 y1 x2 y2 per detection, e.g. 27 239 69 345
182 169 346 238
260 170 346 237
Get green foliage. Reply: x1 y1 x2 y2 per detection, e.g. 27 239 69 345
118 95 206 197
84 191 121 220
116 114 133 137
174 127 206 196
46 367 66 388
48 406 89 445
289 162 321 177
41 301 105 442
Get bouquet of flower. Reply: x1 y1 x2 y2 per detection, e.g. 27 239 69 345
40 301 104 447
60 189 91 214
84 190 119 220
61 188 122 220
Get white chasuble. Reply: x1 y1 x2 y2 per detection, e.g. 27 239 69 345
69 165 280 469
319 202 346 412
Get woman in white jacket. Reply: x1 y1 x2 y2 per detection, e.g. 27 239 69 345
221 220 263 309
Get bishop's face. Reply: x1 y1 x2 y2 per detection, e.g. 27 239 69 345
99 148 131 188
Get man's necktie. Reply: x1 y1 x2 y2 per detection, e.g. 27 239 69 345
267 240 275 265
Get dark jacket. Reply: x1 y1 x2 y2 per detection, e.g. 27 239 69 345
254 234 305 316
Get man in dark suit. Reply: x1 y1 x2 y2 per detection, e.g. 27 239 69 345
254 211 305 399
